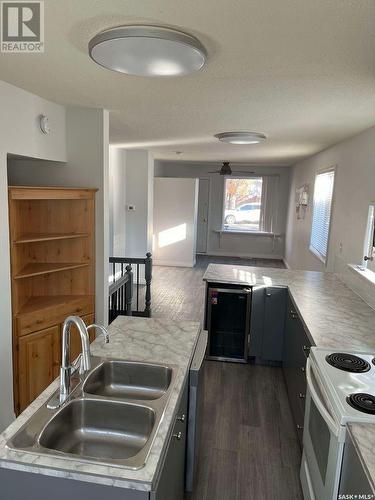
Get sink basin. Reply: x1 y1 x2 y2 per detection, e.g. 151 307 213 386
39 399 155 461
83 360 172 400
6 356 177 469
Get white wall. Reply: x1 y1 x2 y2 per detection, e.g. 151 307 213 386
109 147 126 257
8 107 110 327
155 161 290 260
285 124 375 303
153 178 198 267
0 81 67 431
125 150 154 257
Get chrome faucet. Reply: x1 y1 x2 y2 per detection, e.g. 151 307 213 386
87 323 110 344
47 315 109 409
60 316 92 398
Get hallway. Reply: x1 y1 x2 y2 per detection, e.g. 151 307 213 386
151 256 302 500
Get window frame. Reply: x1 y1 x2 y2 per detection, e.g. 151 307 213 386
363 202 375 272
309 167 336 265
221 175 265 233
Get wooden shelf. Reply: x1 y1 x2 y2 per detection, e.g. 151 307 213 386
13 233 89 244
9 186 98 200
14 262 90 279
17 295 94 317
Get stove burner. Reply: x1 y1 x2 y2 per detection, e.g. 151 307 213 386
325 353 371 373
347 393 375 414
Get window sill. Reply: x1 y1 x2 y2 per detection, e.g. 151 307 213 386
348 264 375 286
215 229 280 237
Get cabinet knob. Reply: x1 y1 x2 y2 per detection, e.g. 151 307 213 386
299 393 306 399
266 293 272 297
303 345 310 353
300 366 305 373
297 425 304 430
177 414 186 422
173 432 182 440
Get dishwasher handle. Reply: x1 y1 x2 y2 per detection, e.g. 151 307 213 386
190 330 208 373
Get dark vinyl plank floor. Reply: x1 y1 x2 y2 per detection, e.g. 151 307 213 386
137 255 302 499
191 362 303 500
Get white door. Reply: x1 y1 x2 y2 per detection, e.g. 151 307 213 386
196 179 210 253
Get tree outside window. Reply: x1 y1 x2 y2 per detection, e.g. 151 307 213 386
223 178 263 231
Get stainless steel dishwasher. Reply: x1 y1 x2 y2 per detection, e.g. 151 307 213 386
186 330 208 493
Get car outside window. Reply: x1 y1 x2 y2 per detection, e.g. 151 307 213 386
223 178 263 231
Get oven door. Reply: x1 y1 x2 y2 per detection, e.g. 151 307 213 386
300 358 346 500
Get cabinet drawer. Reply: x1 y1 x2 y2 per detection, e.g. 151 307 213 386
17 296 94 336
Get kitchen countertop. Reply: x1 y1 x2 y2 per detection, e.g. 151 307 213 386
0 316 201 492
348 424 375 494
203 263 375 351
204 263 375 492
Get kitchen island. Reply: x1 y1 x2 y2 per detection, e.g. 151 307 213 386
0 316 202 498
203 263 375 495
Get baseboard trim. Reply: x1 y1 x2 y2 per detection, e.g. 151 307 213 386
154 259 196 268
283 259 291 269
202 250 284 260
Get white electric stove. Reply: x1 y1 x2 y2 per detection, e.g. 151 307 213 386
300 347 375 500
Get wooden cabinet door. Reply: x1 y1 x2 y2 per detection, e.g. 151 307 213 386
18 326 60 412
67 313 95 363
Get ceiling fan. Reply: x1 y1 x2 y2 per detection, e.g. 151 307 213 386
208 162 255 176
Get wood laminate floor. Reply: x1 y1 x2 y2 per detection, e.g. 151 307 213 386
142 255 303 499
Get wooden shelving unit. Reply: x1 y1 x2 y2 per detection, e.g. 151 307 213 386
8 186 97 414
13 232 89 244
14 262 90 279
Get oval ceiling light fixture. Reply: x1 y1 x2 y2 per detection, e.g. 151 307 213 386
89 25 207 77
215 132 267 145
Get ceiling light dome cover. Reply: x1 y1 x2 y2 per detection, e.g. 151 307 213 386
215 132 267 145
89 25 207 77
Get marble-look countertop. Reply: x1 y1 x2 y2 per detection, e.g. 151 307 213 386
348 424 375 494
203 263 375 350
0 316 201 491
204 263 375 489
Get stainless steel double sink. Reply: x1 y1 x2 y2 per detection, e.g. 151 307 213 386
7 358 177 469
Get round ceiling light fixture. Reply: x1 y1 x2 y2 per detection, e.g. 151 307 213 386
214 132 267 145
89 25 207 77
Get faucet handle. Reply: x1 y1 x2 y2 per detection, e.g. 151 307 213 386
71 353 83 374
87 324 110 344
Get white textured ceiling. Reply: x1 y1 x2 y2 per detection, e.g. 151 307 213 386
1 0 375 164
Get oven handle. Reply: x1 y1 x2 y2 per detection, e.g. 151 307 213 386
306 358 339 437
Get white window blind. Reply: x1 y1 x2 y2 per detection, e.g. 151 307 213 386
310 170 335 262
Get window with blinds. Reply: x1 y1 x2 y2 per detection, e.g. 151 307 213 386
310 170 335 263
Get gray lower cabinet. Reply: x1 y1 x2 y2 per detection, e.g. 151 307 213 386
283 293 313 445
339 431 373 497
262 287 287 362
249 286 286 362
152 379 188 500
249 285 265 357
